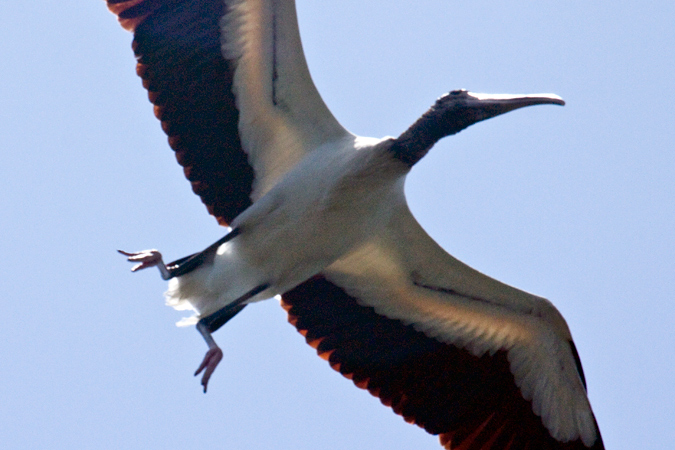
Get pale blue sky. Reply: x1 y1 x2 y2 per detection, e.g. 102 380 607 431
1 2 673 449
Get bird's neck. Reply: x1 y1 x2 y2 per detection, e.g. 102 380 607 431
388 106 449 167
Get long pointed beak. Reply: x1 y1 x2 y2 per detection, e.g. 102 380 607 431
465 91 565 120
468 92 564 106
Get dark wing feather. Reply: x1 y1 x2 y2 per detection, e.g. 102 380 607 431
282 275 604 450
107 0 253 225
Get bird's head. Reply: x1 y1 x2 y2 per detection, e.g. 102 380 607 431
390 89 564 166
433 89 565 136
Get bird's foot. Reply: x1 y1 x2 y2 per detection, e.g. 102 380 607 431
118 249 171 280
194 346 223 393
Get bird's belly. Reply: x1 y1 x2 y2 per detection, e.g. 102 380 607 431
237 183 398 295
168 169 405 320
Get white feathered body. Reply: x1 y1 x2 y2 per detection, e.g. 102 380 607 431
166 135 406 321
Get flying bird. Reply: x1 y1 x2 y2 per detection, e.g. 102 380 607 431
108 0 604 449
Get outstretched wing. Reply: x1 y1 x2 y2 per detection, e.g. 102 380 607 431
282 196 604 450
107 0 349 225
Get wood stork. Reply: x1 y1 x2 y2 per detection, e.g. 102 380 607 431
108 0 604 448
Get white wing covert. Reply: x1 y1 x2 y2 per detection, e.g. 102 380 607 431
221 0 350 199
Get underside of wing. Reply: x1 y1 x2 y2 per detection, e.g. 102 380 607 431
107 0 350 225
282 277 603 450
108 0 253 225
282 199 604 450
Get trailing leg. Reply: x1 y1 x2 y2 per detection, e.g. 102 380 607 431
193 283 270 392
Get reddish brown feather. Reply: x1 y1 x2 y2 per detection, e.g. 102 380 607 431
282 275 604 450
107 0 156 31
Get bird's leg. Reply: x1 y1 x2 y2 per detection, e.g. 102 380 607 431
118 249 172 280
195 321 224 393
119 227 241 280
193 283 270 392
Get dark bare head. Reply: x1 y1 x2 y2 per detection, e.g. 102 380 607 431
390 90 564 166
